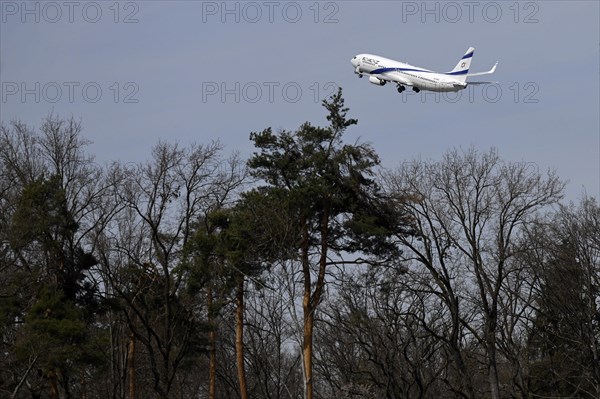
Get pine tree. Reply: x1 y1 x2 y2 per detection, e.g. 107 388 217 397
3 175 105 398
247 88 411 399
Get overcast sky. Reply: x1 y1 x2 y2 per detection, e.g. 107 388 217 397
1 1 598 200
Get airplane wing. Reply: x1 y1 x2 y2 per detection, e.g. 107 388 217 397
466 62 498 77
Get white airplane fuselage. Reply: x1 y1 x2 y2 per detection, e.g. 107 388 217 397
352 54 466 92
351 48 497 94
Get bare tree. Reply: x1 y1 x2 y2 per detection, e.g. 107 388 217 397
242 266 304 399
314 266 447 399
97 140 247 398
384 148 565 399
1 116 118 250
524 196 600 398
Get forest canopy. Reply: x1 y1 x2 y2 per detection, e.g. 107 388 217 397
1 89 598 399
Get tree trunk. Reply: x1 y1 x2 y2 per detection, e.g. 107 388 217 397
48 370 59 399
488 353 500 399
487 347 500 399
208 287 216 399
236 278 249 399
450 344 476 399
449 298 476 399
300 214 313 399
302 302 315 399
300 205 330 399
128 331 136 399
486 318 500 399
80 373 87 399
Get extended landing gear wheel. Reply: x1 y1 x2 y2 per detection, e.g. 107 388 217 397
355 66 362 78
413 87 420 93
397 86 405 93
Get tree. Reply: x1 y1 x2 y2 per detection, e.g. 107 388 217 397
384 148 565 398
206 189 305 399
314 266 446 399
185 207 250 399
96 140 247 398
0 116 113 398
247 88 410 399
3 111 596 399
185 184 300 399
2 176 104 399
526 197 600 398
242 268 304 399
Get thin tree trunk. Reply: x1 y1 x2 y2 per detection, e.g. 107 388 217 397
81 373 87 399
208 287 216 399
128 331 136 399
488 356 500 399
48 370 59 399
300 204 329 399
300 214 313 399
450 347 476 399
11 354 38 399
302 303 314 399
487 334 500 399
236 278 249 399
449 298 476 399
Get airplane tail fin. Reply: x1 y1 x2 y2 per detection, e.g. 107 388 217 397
446 47 474 83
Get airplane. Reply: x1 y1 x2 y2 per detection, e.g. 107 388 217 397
350 47 498 93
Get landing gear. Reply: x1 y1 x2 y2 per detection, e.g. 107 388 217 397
355 66 363 78
412 87 420 93
397 85 405 93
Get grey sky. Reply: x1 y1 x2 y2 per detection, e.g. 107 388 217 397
1 1 598 200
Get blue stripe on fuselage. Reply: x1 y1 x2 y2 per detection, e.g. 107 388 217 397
370 67 469 76
371 67 429 74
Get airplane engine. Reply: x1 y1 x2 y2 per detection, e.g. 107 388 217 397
368 76 386 86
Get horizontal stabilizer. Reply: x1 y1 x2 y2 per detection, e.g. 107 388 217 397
467 62 498 78
466 81 498 85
